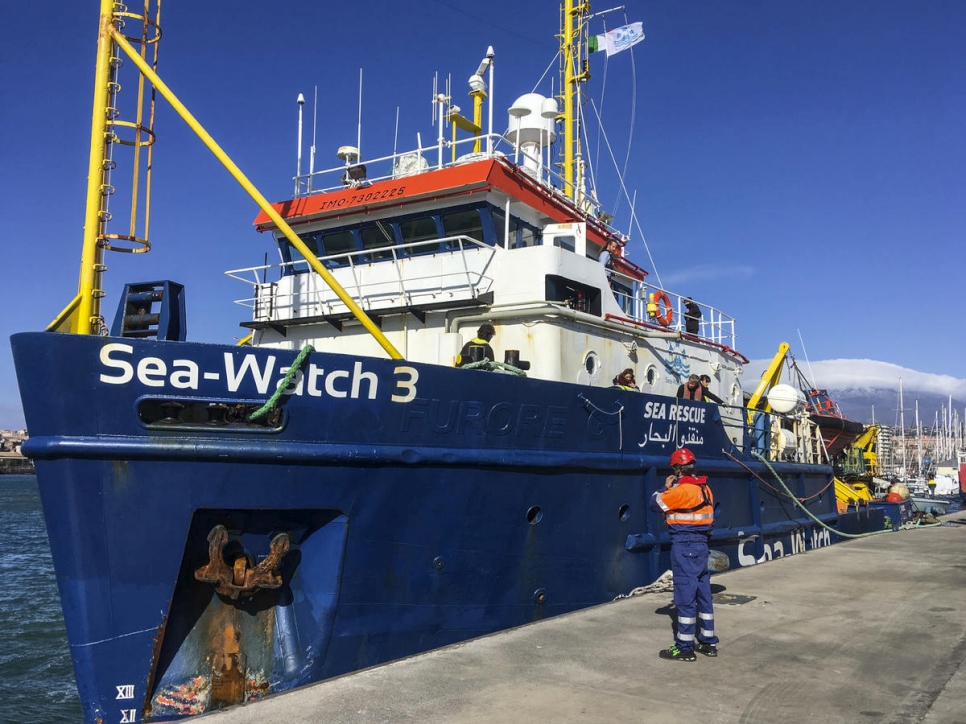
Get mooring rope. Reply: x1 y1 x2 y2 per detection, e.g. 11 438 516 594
749 451 942 538
248 344 315 421
459 359 528 376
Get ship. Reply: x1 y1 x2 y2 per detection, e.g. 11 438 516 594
803 388 866 458
11 2 875 722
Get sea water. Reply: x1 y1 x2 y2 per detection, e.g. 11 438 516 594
0 474 82 722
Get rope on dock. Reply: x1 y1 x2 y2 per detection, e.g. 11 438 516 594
615 569 674 600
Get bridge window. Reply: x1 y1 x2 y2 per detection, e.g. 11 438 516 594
520 224 538 248
442 209 485 248
297 233 320 256
490 208 539 249
360 222 396 261
320 229 357 265
552 234 575 252
279 232 321 275
400 216 440 255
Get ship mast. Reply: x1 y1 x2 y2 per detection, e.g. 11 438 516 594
559 0 590 205
50 0 160 335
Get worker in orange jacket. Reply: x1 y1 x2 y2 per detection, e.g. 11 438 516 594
650 447 719 661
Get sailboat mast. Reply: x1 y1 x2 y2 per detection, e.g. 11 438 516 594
899 377 906 478
915 399 922 477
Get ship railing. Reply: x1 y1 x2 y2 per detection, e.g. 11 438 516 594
227 235 497 321
293 132 597 217
609 285 738 351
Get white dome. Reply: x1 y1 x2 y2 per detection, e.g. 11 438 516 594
506 93 557 147
767 384 806 414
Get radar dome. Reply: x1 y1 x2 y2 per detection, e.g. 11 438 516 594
767 384 806 414
506 93 556 146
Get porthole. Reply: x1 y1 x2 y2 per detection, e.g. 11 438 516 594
526 506 543 525
645 366 657 386
584 351 600 377
618 504 630 522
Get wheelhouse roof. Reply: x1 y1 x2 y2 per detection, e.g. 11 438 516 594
253 157 623 250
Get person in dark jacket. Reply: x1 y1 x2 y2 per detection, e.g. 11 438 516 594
683 297 701 335
456 324 496 367
699 374 724 404
650 448 719 661
598 240 618 271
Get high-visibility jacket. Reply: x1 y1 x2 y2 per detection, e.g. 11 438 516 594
456 337 494 367
651 475 714 534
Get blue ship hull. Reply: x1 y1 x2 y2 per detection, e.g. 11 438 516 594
14 331 842 721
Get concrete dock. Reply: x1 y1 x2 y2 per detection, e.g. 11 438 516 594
203 510 966 723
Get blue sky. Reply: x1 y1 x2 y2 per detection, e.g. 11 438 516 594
1 1 963 429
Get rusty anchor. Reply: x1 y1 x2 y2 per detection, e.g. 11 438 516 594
194 524 291 599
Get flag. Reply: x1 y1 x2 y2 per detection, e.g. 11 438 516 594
588 22 645 56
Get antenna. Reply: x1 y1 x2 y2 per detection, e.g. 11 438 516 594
357 69 363 160
796 329 817 385
309 85 318 180
393 106 400 159
487 46 495 154
432 72 438 125
296 93 305 194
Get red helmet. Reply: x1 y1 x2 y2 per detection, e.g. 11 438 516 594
670 448 695 466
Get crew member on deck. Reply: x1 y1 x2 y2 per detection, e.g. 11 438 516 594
456 324 496 367
676 374 705 400
611 368 639 391
598 240 618 274
699 374 724 404
684 297 701 335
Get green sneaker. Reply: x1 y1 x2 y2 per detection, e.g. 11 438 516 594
659 644 696 662
696 643 718 657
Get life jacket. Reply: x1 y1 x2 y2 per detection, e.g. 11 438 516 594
653 475 714 528
680 384 704 400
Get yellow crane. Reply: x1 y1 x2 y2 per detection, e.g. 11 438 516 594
745 342 789 424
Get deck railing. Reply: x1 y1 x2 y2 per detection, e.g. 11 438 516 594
226 235 497 321
611 284 737 351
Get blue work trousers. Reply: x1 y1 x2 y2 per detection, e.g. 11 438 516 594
671 537 718 651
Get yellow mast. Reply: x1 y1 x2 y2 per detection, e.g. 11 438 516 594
52 1 403 359
560 0 591 203
51 0 120 334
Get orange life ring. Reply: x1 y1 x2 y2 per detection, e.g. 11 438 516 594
653 290 673 327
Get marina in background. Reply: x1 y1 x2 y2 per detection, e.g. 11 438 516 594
0 429 31 474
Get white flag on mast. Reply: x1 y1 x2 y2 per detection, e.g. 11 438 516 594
588 22 645 56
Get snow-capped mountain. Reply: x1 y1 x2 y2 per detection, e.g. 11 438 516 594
743 358 966 425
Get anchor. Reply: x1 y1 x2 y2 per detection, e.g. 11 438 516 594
194 524 291 599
